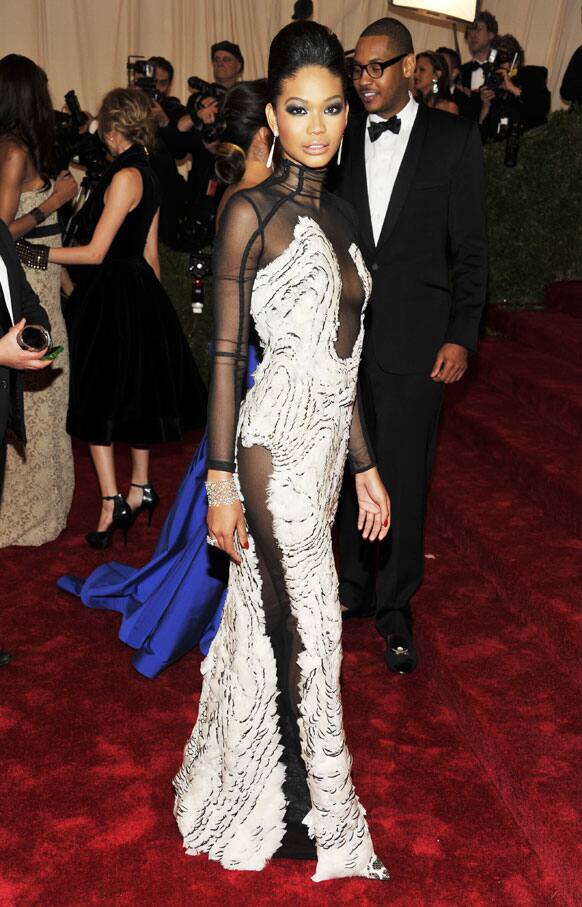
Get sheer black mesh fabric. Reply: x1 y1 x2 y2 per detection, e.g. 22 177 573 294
206 158 374 475
207 158 375 834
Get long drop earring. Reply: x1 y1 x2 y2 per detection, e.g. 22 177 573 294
267 132 278 169
337 136 344 166
431 77 439 95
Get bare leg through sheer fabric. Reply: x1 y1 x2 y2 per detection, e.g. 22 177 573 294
174 438 389 881
173 160 388 881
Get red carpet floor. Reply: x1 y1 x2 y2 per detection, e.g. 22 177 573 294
1 289 581 906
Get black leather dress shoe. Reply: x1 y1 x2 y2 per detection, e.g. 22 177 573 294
0 650 12 666
384 634 417 674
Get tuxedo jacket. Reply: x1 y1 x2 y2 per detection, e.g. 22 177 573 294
0 219 51 445
338 104 487 374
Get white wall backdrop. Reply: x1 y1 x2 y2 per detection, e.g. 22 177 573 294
1 0 580 115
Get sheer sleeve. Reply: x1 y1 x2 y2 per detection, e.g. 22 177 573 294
206 193 263 473
348 382 376 474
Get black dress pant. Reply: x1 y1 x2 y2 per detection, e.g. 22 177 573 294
337 354 443 641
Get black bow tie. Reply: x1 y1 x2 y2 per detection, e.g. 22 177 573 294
368 116 401 142
470 60 485 71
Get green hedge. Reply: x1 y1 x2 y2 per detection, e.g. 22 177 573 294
161 108 582 376
160 244 213 381
484 107 582 305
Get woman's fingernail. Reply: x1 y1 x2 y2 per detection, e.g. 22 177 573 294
383 519 388 527
243 541 249 549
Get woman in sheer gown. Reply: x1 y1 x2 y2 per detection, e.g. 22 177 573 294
57 81 273 677
173 23 391 882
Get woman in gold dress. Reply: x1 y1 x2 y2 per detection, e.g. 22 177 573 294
0 54 76 546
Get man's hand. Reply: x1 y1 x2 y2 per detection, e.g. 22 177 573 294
150 101 170 128
196 97 219 125
431 343 468 383
0 320 51 370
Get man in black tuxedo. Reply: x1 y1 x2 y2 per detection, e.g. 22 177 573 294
0 219 52 665
337 17 487 673
459 10 499 121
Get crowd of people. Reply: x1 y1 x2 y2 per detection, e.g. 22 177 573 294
0 0 578 883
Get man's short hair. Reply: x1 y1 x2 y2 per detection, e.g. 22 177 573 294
148 56 174 83
465 11 499 40
360 17 414 56
211 41 244 72
436 46 461 72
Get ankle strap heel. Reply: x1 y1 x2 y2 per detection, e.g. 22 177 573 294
129 483 160 527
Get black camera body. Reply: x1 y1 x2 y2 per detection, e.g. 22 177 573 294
54 90 107 179
482 49 505 94
127 55 163 103
186 76 227 143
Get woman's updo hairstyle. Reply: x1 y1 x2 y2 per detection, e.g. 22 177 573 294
215 79 270 186
268 20 347 103
98 87 157 151
417 51 450 101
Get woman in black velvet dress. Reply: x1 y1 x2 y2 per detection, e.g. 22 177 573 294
47 88 207 546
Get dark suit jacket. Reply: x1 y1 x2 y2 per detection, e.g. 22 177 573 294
338 104 487 374
0 219 51 445
459 61 486 121
480 66 551 141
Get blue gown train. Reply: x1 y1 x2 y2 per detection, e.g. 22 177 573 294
57 346 259 678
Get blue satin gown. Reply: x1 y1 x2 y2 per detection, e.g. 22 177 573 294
57 346 260 678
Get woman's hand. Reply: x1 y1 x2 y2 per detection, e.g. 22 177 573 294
355 467 390 542
51 170 77 207
206 471 249 564
500 69 521 96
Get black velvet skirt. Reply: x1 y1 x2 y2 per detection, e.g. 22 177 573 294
66 258 207 446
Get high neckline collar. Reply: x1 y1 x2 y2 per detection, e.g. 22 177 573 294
276 157 327 198
114 142 147 161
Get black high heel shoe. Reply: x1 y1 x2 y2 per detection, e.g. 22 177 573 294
129 482 160 527
86 494 132 550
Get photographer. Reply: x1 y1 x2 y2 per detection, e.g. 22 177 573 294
172 41 245 143
478 35 551 143
127 56 190 247
0 53 75 547
459 11 499 121
147 56 189 136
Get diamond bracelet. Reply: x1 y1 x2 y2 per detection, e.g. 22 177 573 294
205 478 240 507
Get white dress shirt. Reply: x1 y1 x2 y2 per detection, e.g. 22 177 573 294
365 92 419 245
0 255 14 324
470 62 486 91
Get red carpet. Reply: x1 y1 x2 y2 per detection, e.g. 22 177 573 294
1 289 580 906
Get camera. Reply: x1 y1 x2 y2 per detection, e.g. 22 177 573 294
186 76 227 143
127 55 163 102
54 90 108 183
482 49 505 93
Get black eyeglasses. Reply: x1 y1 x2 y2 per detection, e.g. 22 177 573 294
348 53 408 80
